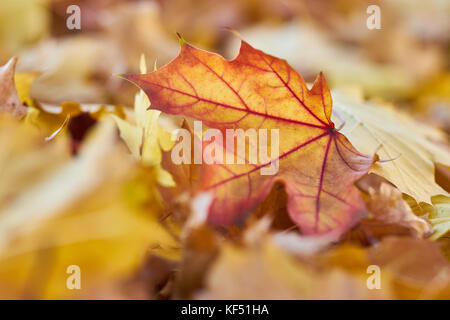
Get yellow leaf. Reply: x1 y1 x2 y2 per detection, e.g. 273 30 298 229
405 194 450 240
428 196 450 240
0 115 70 209
0 0 49 59
199 239 391 299
14 71 37 107
199 235 450 299
0 119 180 298
332 88 450 204
25 100 125 140
114 54 175 187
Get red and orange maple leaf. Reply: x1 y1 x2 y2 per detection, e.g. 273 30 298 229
124 40 373 235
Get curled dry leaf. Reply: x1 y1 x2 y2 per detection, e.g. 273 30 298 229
362 183 431 239
124 39 373 236
407 195 450 241
0 57 27 117
428 196 450 240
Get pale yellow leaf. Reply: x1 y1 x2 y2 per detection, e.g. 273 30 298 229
332 88 450 204
114 55 175 187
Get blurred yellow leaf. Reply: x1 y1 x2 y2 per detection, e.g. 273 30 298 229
0 115 70 210
25 100 125 142
14 71 38 107
0 119 180 298
199 235 450 299
199 239 391 299
0 0 49 60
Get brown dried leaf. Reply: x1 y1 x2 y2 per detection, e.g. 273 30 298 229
0 57 27 117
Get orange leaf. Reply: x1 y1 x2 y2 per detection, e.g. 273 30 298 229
124 40 373 235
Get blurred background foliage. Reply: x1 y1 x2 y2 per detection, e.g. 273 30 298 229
0 0 449 299
0 0 448 133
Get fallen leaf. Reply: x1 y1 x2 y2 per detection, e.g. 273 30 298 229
407 195 450 241
368 237 450 299
0 57 27 117
227 22 416 98
362 183 431 239
26 100 125 152
158 119 202 221
428 196 450 240
0 115 70 211
124 39 373 236
0 0 50 60
14 71 38 107
197 239 391 299
198 235 450 299
332 87 450 204
114 54 175 187
18 36 126 104
0 119 180 298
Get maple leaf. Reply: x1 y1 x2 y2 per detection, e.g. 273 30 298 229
332 88 450 204
229 22 415 98
124 40 373 235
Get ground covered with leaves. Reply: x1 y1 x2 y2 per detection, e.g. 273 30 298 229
0 0 449 299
